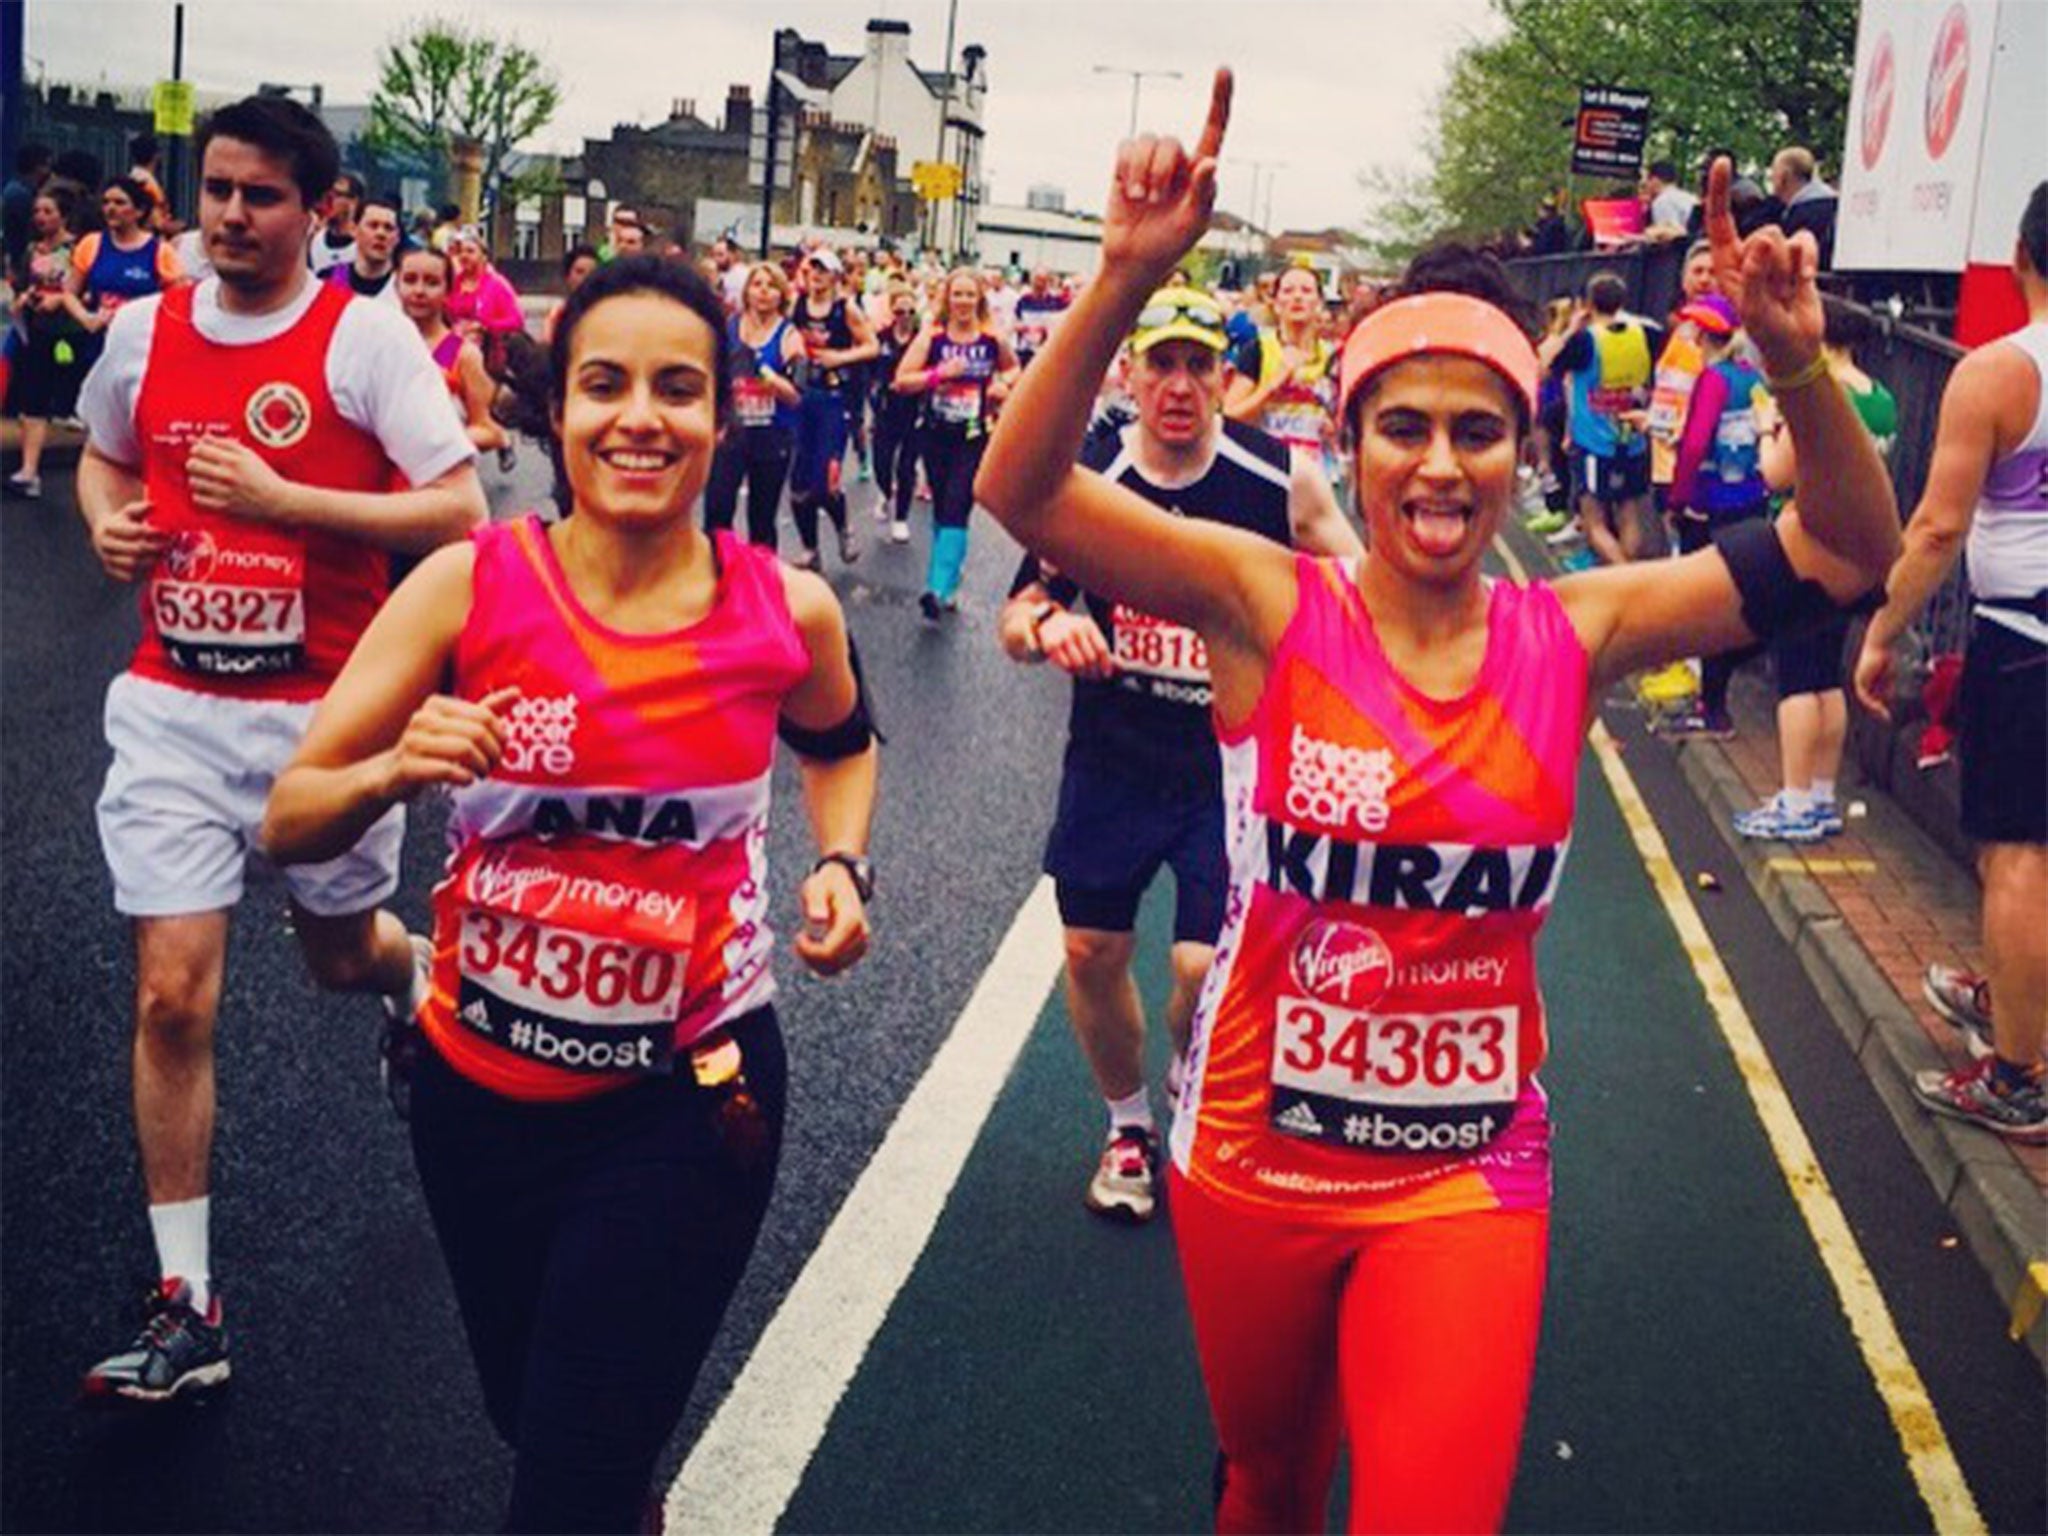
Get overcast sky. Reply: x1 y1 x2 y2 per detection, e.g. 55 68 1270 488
26 0 1498 234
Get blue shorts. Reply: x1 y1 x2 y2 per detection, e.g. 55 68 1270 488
1044 758 1227 943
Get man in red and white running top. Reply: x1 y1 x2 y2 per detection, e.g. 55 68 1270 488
72 94 484 1403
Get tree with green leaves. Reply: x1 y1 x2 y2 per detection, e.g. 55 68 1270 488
367 20 562 217
1360 0 1858 261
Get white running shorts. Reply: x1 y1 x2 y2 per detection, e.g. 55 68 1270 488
96 672 404 918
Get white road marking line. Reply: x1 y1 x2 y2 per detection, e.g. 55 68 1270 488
665 877 1067 1535
1495 536 1985 1534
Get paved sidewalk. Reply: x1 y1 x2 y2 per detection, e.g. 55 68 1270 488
1512 524 2047 1368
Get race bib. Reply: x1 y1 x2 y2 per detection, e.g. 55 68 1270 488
1111 604 1208 686
453 848 696 1076
1268 996 1519 1154
733 376 778 428
150 530 306 677
931 379 982 426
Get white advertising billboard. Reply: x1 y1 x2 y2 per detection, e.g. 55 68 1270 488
1836 0 2001 271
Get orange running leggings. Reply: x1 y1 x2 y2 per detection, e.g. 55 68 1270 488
1171 1169 1549 1535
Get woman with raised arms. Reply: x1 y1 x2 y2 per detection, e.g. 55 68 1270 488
975 70 1898 1535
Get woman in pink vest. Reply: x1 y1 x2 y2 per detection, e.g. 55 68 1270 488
978 72 1899 1535
263 256 877 1531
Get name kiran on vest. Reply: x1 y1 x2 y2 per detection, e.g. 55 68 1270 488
1260 818 1566 913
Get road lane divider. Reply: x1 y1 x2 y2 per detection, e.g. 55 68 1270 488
665 878 1067 1534
1494 529 1984 1534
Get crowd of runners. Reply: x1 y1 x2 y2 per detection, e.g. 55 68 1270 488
2 66 2044 1536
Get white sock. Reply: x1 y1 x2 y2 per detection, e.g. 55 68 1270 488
1106 1087 1154 1137
1782 785 1814 815
1812 778 1837 807
148 1198 211 1311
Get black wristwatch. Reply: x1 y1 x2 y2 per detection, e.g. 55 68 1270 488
1028 601 1062 653
812 851 875 903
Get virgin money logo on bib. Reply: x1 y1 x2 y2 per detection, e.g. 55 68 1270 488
466 846 567 919
1859 31 1894 171
1924 4 1969 161
1290 919 1393 1010
162 529 217 582
245 382 312 450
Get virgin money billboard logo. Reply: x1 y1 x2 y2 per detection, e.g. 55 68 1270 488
1859 31 1894 171
1924 5 1970 161
1290 919 1394 1011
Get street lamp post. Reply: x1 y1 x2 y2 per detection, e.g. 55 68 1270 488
1092 64 1182 140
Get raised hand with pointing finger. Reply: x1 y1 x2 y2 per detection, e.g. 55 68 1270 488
1100 68 1233 283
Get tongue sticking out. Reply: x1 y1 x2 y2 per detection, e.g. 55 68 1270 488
1408 508 1469 558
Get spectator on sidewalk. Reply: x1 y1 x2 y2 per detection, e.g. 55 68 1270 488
1737 299 1898 837
1769 148 1838 271
1854 181 2047 1143
1642 160 1697 244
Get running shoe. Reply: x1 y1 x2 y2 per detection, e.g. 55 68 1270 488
918 591 942 623
1733 794 1828 843
379 933 432 1122
6 472 39 500
856 455 872 483
1810 799 1845 837
1084 1127 1159 1223
496 444 518 474
1923 963 1994 1058
793 547 824 574
889 519 911 544
81 1279 230 1403
1913 1058 2048 1144
1659 707 1735 740
838 526 860 564
1523 509 1570 536
1636 661 1699 705
1544 522 1584 546
1558 547 1599 573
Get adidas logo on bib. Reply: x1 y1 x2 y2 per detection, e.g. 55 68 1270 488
1275 1100 1323 1137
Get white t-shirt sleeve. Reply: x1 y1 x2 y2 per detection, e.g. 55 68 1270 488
327 299 479 486
75 298 162 469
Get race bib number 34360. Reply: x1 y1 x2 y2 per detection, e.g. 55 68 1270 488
1268 996 1519 1154
456 910 689 1075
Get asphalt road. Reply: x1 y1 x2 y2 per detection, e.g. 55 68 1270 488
2 451 2041 1533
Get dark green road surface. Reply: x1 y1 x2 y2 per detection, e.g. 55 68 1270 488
781 752 1935 1535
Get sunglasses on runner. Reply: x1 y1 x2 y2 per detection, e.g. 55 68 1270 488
1134 297 1226 333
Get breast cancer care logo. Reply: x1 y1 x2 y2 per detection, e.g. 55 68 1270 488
1924 4 1970 162
245 381 312 450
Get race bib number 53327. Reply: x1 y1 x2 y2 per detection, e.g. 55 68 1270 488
150 534 306 677
1268 997 1519 1154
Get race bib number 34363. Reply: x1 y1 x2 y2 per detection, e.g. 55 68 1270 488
457 910 690 1075
1268 996 1519 1154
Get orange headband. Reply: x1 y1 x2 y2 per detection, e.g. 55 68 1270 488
1338 293 1540 426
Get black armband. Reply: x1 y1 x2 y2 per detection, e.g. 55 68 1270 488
778 636 884 759
1713 518 1877 641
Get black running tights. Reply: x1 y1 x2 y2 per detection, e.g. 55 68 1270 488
410 1009 785 1534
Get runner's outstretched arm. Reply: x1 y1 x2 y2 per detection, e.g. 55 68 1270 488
1852 349 2005 717
1288 453 1362 557
976 68 1291 655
